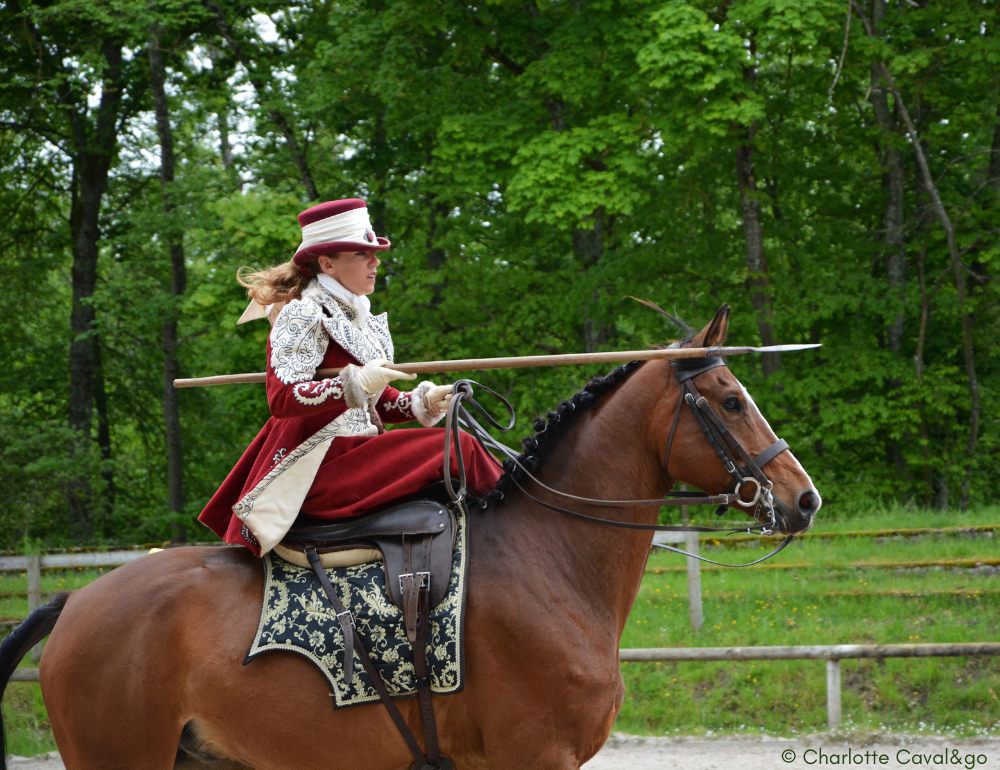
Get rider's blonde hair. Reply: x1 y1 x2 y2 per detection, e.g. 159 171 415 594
237 258 320 305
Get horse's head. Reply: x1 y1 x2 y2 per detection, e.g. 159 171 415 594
653 304 821 535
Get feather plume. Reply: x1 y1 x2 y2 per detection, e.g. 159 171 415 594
625 296 692 335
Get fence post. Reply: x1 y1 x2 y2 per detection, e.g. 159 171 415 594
826 658 842 729
27 554 42 663
685 531 703 631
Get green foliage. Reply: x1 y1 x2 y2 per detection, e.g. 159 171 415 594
0 0 998 546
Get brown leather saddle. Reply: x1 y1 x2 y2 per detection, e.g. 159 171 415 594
280 500 456 610
279 500 458 770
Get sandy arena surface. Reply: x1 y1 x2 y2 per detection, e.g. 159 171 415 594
9 734 1000 769
585 734 1000 769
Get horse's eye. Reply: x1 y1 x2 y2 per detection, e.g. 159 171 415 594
722 398 743 413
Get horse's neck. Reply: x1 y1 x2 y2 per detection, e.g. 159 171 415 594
486 381 672 634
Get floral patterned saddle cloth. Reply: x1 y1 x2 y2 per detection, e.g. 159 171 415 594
244 506 468 709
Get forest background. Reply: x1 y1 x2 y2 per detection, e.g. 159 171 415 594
1 0 998 547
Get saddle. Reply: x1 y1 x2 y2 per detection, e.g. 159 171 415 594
280 500 456 610
278 500 458 770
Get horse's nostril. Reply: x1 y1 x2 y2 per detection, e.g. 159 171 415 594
798 490 818 515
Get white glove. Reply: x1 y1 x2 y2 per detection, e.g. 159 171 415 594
355 359 416 395
423 384 454 415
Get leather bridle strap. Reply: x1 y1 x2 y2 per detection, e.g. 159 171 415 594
443 380 515 503
663 358 727 475
456 398 796 565
686 380 770 486
754 438 789 470
464 402 747 511
504 470 796 568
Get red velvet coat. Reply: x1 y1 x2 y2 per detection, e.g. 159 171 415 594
198 281 501 556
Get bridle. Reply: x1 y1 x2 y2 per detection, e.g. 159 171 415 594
442 357 796 568
665 356 789 532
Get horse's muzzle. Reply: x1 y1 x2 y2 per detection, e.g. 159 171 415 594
775 487 821 535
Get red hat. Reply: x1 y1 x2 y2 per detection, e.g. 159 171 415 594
292 199 390 265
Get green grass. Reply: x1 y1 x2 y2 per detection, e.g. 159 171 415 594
1 683 55 757
673 504 998 533
618 517 1000 738
654 529 998 568
1 567 116 756
1 510 998 751
0 566 114 619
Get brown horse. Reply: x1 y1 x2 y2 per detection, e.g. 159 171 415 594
0 305 820 770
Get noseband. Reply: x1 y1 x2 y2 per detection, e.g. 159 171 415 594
442 358 796 568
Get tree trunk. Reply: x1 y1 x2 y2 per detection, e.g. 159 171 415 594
426 198 449 272
734 138 781 376
206 45 237 177
989 98 1000 194
208 2 319 200
67 38 125 535
870 0 907 353
425 195 449 307
915 244 933 507
371 110 390 239
731 40 779 376
855 0 982 510
572 208 611 353
149 26 187 541
543 97 612 352
94 341 115 516
219 107 234 169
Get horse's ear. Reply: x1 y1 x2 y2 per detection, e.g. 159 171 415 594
691 304 730 349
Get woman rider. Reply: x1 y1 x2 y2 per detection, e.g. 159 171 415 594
199 198 502 557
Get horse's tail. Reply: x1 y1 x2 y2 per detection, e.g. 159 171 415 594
0 592 70 767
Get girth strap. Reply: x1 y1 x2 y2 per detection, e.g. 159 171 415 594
304 545 443 770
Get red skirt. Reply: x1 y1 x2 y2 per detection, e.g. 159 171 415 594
300 427 502 520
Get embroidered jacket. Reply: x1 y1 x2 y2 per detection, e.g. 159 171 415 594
198 279 441 555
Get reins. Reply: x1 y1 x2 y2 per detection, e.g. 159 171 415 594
441 359 797 568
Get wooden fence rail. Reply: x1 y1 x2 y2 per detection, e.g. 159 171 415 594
619 643 1000 729
0 551 154 662
4 545 997 732
11 643 998 730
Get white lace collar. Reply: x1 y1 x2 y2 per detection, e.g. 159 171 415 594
316 274 371 327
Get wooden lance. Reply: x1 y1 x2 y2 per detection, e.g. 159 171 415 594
173 344 820 388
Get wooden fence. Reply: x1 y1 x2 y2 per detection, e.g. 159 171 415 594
4 541 998 730
10 643 999 730
0 550 178 662
620 643 1000 729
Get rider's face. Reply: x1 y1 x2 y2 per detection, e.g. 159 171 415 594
318 251 381 295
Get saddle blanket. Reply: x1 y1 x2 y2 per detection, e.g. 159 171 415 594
244 506 468 709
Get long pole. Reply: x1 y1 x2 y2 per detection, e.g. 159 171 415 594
173 344 819 388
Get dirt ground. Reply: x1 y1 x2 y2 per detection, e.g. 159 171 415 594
586 733 1000 770
9 734 1000 769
